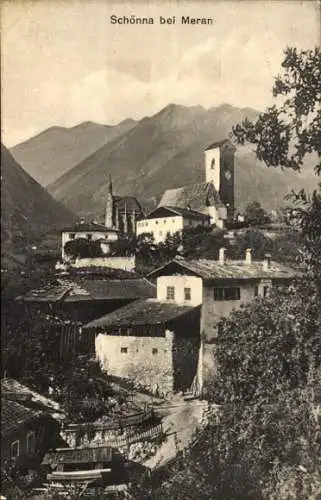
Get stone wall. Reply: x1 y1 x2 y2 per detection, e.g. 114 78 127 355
71 256 135 271
95 330 174 396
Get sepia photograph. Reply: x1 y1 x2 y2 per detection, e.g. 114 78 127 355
1 0 320 498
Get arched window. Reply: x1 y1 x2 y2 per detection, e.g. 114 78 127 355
211 158 215 169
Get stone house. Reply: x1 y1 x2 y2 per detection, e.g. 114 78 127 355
136 206 210 244
148 248 298 342
147 249 298 392
83 292 201 397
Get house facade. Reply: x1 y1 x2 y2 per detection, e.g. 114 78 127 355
83 284 202 396
136 206 210 244
158 138 236 227
1 379 63 470
148 249 297 341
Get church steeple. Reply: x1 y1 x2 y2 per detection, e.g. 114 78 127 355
105 175 114 228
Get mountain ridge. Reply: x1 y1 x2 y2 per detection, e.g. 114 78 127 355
10 118 137 186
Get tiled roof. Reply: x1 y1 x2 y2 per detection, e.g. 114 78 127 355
83 299 199 329
158 182 224 212
61 221 119 233
148 258 298 281
17 278 156 303
42 446 112 466
16 284 72 302
65 278 156 302
146 206 210 220
1 379 64 419
1 398 43 437
205 137 236 151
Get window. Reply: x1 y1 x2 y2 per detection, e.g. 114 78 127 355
163 219 167 224
121 347 128 354
184 287 191 301
155 221 159 224
152 348 158 355
145 222 148 227
263 286 269 297
254 286 259 297
86 233 92 240
172 219 176 223
69 233 75 239
211 158 215 169
11 440 20 459
213 287 240 301
166 286 175 300
27 431 36 454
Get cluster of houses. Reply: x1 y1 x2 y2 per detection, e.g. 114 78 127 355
2 136 300 494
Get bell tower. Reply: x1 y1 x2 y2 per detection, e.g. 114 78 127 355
105 175 114 228
204 139 236 220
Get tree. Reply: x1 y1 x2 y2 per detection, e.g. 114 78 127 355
244 201 270 226
64 238 103 259
233 47 321 175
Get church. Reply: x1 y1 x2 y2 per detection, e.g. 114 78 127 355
61 177 144 260
158 138 236 228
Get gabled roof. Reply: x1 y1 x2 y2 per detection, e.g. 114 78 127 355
61 221 119 233
42 446 112 466
17 278 156 303
1 397 44 437
205 137 236 151
65 278 156 302
148 258 298 282
1 379 64 419
145 206 210 221
158 182 224 212
83 299 199 329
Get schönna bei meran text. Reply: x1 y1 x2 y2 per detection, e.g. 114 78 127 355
110 15 215 25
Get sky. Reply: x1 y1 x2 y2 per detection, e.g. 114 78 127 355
1 0 320 146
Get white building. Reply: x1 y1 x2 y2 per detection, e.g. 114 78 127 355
158 138 236 227
136 206 210 244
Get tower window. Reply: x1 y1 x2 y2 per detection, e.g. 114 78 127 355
69 233 75 239
184 287 191 301
152 348 158 355
211 158 215 169
121 347 128 354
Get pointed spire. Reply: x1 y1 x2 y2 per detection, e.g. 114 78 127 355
108 174 113 195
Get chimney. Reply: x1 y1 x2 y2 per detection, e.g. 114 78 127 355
219 247 226 265
263 253 271 270
245 248 252 265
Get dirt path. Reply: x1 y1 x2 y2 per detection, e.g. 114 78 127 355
144 399 208 469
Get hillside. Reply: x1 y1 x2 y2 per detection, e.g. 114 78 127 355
10 119 137 186
1 144 75 256
47 103 318 217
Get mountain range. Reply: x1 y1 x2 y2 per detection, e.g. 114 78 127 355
10 103 318 219
10 119 137 186
1 144 74 260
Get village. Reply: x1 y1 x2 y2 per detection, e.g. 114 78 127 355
1 137 302 498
